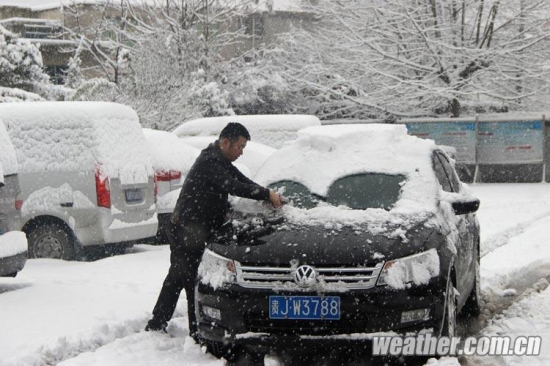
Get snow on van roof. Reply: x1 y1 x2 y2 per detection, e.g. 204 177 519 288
172 114 321 148
0 102 153 185
0 120 18 178
243 124 440 228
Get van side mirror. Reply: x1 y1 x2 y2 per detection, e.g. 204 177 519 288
0 181 4 188
451 197 480 215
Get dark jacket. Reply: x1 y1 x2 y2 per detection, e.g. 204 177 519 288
171 141 270 233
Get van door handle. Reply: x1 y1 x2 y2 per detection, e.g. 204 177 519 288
60 202 74 207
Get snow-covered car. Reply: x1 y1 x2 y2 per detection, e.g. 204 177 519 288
0 102 158 260
180 136 276 177
195 124 481 360
143 129 200 242
0 120 27 276
173 114 321 149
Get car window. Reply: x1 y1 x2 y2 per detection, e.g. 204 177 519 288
433 151 461 193
326 173 406 210
432 153 453 192
435 152 461 193
268 180 319 209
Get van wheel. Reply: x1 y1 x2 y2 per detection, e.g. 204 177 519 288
28 223 76 260
440 278 457 337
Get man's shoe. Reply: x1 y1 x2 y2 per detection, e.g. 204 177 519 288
145 319 168 333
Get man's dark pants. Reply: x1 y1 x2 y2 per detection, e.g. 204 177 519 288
149 221 209 338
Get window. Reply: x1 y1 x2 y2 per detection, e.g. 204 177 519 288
268 173 406 211
433 151 461 192
44 66 68 85
327 174 405 210
23 24 62 39
243 14 264 37
268 180 319 209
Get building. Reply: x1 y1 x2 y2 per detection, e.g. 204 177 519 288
0 0 316 84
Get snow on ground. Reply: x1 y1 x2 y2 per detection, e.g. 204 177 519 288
1 183 550 365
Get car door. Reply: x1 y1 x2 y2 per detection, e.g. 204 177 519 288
433 151 476 304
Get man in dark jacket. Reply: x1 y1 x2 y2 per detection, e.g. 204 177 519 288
146 122 282 339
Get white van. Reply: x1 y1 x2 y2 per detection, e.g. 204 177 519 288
0 102 157 260
0 120 27 276
172 114 321 149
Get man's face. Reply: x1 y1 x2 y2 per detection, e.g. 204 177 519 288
220 136 247 162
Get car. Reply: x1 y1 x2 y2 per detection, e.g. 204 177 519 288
173 114 321 149
143 128 200 243
0 120 27 277
195 124 481 360
0 102 158 260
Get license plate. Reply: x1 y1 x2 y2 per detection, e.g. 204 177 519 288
269 296 340 320
125 188 142 203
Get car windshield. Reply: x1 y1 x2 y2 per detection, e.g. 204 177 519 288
269 173 406 210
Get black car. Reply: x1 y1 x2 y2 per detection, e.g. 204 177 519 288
195 124 480 361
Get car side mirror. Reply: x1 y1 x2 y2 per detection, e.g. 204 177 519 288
451 197 480 215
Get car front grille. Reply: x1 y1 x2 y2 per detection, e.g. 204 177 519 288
235 262 384 291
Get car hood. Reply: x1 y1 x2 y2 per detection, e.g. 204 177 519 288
209 218 436 267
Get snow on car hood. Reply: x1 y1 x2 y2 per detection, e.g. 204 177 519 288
239 124 441 234
0 102 153 185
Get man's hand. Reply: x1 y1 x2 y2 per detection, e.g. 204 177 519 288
269 189 284 208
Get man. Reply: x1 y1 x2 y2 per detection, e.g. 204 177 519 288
146 122 283 340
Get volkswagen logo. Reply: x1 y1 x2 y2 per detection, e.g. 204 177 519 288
293 265 317 288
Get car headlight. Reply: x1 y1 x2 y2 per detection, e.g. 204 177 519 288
197 249 237 290
376 249 440 289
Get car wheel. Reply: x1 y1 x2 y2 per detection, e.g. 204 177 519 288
440 278 457 337
462 243 481 317
28 223 76 260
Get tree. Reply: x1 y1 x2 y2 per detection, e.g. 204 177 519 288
267 0 550 118
61 0 296 130
0 25 52 101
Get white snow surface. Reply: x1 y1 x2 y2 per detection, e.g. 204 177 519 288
0 120 18 177
0 231 27 258
0 102 153 185
0 183 550 365
172 114 321 148
21 183 95 217
142 128 200 174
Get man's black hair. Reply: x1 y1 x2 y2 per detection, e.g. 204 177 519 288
219 122 251 142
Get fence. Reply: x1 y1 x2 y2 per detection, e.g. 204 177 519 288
323 113 549 183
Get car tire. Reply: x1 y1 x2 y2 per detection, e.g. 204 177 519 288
440 278 457 337
462 243 481 317
27 222 76 260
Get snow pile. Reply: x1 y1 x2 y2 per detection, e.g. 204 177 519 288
0 102 153 185
173 114 321 148
181 136 276 175
0 231 27 258
0 120 18 177
21 183 95 218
